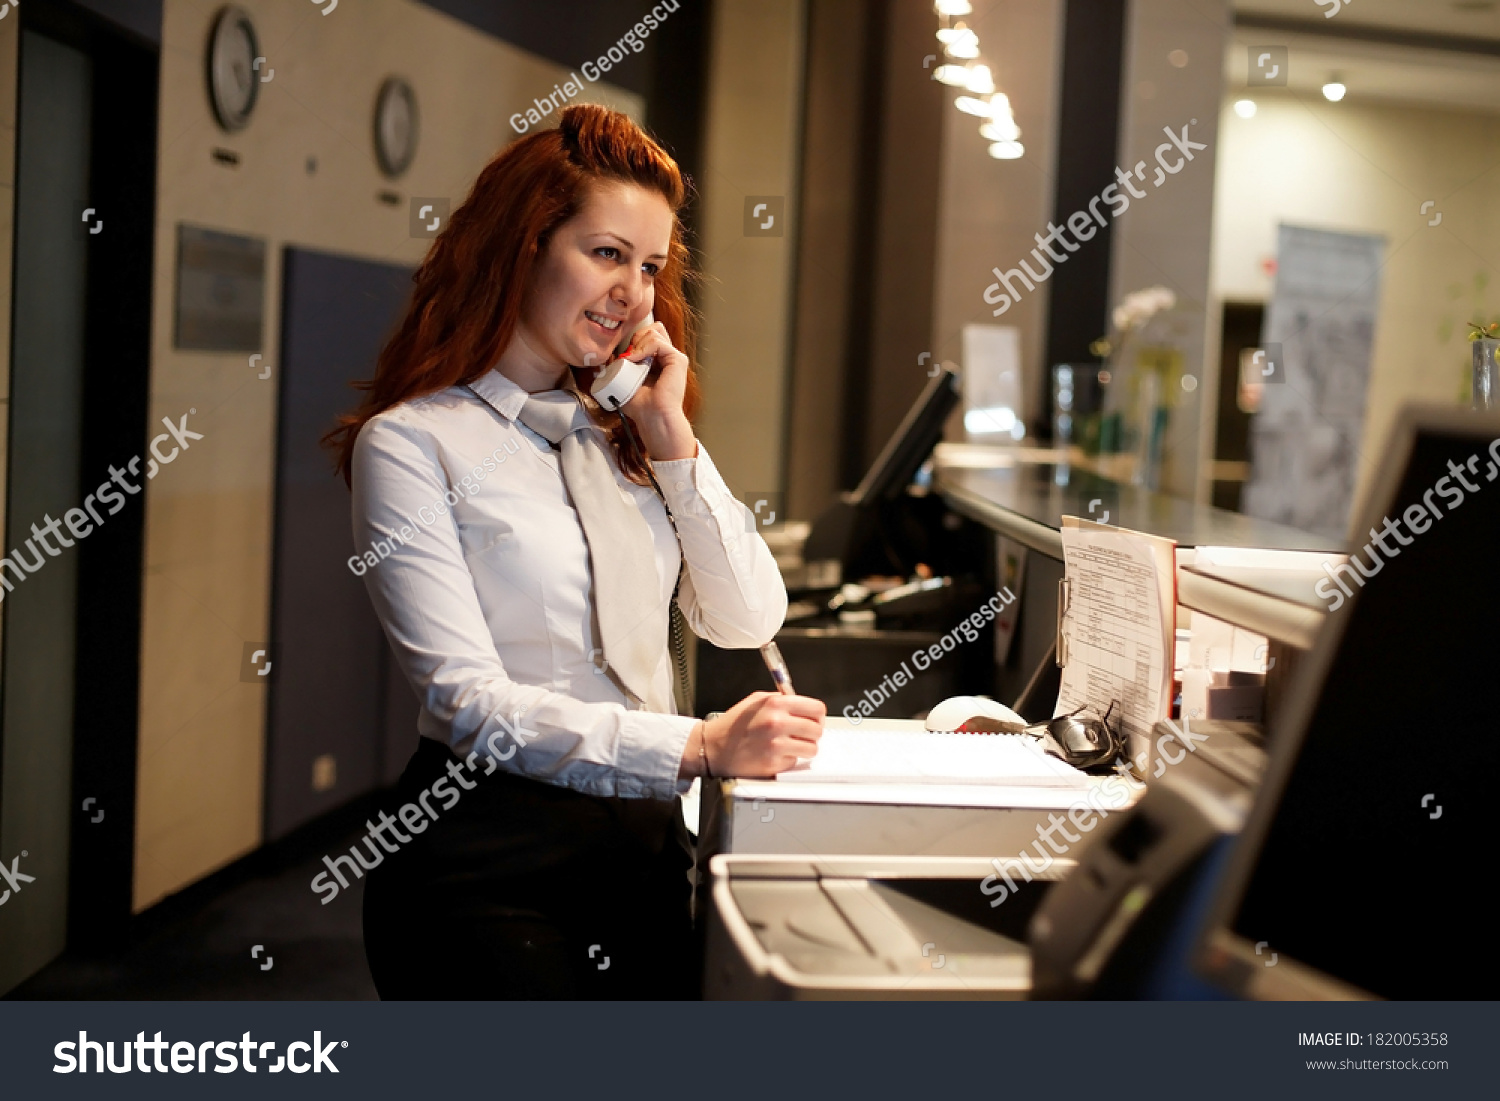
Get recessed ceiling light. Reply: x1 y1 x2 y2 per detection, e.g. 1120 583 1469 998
988 140 1025 160
942 27 980 59
1322 81 1347 102
964 63 995 94
980 118 1021 142
1234 98 1257 118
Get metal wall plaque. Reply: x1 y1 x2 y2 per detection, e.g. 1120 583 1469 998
174 223 266 351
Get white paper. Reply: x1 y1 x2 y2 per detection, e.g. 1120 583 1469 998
735 777 1115 809
1187 546 1344 571
1055 520 1176 749
776 728 1089 788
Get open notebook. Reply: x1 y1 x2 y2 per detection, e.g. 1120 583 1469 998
776 724 1091 788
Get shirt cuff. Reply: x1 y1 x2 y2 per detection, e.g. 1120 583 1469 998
616 711 698 799
654 445 740 523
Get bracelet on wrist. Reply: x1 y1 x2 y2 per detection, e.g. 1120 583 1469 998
698 726 715 780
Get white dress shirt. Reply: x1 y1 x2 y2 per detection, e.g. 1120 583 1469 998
350 367 787 800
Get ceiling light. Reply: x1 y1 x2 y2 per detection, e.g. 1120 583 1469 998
1234 98 1257 118
932 64 970 86
1322 81 1346 102
934 0 973 14
954 95 993 117
964 64 995 94
988 140 1025 160
944 28 980 59
980 118 1020 142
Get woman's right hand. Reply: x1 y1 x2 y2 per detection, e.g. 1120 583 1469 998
697 691 826 779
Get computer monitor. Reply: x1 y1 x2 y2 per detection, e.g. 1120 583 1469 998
849 367 961 506
1196 404 1500 999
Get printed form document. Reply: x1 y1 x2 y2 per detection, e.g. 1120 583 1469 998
1055 517 1177 751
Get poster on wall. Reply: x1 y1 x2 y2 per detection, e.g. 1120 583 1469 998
1242 224 1385 540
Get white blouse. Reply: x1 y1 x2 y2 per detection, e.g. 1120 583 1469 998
350 367 787 800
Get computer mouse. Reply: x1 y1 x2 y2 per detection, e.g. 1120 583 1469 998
924 695 1027 733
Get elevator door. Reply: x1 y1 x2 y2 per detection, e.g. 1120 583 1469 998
0 27 92 997
266 248 417 841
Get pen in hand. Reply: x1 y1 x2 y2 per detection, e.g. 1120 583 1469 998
759 641 795 696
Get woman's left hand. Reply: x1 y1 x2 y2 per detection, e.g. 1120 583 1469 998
614 318 697 461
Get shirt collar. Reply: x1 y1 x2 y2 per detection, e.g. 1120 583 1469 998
467 367 601 432
466 368 531 423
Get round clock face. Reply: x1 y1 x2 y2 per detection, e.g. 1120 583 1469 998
207 6 260 132
375 78 420 178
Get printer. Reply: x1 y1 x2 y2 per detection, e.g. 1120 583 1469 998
703 720 1264 1000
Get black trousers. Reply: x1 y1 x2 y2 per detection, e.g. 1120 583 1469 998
363 737 699 999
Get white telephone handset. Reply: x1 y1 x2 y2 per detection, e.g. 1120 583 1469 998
589 311 655 412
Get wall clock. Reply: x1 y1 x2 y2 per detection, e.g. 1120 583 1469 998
374 77 419 178
207 6 260 132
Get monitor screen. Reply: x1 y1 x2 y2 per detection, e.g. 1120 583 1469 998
1207 412 1499 999
850 368 961 505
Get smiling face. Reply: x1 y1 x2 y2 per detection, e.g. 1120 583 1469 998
517 179 674 375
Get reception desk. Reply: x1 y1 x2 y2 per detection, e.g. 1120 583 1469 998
931 446 1343 702
698 445 1342 865
699 447 1346 997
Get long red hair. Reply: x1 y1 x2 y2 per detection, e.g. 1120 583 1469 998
324 104 701 486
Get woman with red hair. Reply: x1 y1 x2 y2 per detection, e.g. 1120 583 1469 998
326 105 824 999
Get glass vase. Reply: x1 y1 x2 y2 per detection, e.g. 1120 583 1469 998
1473 338 1499 411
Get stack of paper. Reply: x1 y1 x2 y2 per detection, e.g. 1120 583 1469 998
776 728 1090 787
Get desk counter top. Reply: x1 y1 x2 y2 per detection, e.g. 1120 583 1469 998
934 450 1340 559
932 446 1344 646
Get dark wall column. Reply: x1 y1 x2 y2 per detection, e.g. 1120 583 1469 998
784 0 879 518
1038 0 1128 439
784 0 945 518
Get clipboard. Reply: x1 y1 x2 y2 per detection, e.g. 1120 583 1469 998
1053 517 1178 759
